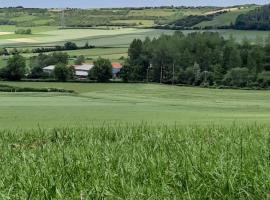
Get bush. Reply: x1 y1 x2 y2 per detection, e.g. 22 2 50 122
0 54 26 81
54 64 71 82
257 71 270 88
223 67 254 87
15 28 32 34
89 58 112 82
74 55 85 65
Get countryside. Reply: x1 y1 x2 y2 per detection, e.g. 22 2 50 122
0 1 270 199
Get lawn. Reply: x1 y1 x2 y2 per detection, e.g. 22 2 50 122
1 83 270 129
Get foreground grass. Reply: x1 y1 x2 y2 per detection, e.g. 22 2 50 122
0 124 269 199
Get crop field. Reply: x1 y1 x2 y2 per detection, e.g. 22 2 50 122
0 28 150 47
1 26 270 50
1 83 270 129
0 83 270 198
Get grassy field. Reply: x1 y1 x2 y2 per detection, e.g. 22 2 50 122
1 124 269 199
1 27 270 49
196 6 257 28
1 83 270 129
0 83 270 198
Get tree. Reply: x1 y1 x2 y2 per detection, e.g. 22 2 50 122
120 60 132 82
89 58 112 82
74 55 85 65
51 52 69 64
212 64 224 85
223 67 252 87
64 42 78 50
257 71 270 88
1 54 26 81
128 39 143 62
54 64 70 82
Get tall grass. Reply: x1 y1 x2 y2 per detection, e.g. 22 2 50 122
0 124 269 199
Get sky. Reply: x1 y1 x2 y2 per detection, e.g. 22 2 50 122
0 0 268 8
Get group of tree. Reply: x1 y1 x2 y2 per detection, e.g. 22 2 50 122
32 42 95 53
120 31 270 88
0 48 31 56
15 28 32 35
235 4 270 30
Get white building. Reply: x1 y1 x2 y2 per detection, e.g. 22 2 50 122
43 65 55 75
73 64 94 79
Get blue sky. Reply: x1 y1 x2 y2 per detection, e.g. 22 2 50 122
1 0 268 8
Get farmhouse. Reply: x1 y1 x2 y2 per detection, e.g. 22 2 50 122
112 62 122 78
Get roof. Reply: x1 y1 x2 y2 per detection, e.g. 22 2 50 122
43 65 55 70
73 63 94 71
75 70 88 77
112 62 122 69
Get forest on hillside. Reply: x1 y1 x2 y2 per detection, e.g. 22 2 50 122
235 4 270 30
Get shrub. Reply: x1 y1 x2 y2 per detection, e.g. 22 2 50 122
89 58 112 82
54 64 71 82
15 28 32 34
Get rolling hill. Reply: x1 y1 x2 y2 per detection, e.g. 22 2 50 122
235 4 270 30
0 5 260 29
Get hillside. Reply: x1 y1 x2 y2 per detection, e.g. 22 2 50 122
0 5 259 29
235 4 270 30
195 5 258 29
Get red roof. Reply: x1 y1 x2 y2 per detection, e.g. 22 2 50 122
112 62 122 69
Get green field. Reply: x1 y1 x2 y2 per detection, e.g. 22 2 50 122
1 83 270 129
195 6 258 28
1 83 270 198
1 124 269 199
1 27 270 49
1 5 270 198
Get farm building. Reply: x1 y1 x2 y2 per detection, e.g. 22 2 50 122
112 62 122 78
43 62 122 79
73 64 94 79
42 65 55 75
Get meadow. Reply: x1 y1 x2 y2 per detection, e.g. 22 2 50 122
1 83 270 129
0 83 270 198
1 5 270 198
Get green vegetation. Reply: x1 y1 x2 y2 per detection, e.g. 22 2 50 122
196 6 258 29
15 28 32 35
0 5 260 30
53 63 71 82
235 4 270 30
0 83 74 93
1 5 270 199
0 124 269 199
89 58 112 82
1 83 270 129
121 32 270 88
0 54 26 80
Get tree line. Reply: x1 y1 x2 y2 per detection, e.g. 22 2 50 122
0 42 95 56
235 4 270 30
120 31 270 88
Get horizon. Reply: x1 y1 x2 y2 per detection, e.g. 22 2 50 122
0 0 268 9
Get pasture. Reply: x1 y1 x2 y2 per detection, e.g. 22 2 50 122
0 83 270 198
1 83 270 129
